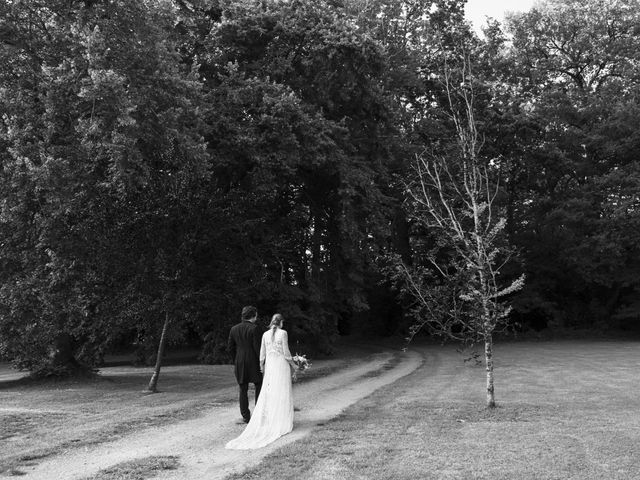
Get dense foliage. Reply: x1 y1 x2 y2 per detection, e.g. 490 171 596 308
0 0 638 375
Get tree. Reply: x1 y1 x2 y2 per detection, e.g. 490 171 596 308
73 2 212 390
398 60 524 408
1 0 412 376
0 0 212 382
500 0 640 330
194 0 404 347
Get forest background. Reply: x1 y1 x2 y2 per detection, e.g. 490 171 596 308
0 0 638 376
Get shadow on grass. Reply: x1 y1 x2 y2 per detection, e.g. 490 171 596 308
79 455 179 480
0 368 232 394
0 452 54 477
0 374 133 393
360 353 402 379
2 467 27 477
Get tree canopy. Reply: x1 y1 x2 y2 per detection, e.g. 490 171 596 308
0 0 638 375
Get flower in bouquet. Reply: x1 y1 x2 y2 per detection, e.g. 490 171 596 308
292 354 311 371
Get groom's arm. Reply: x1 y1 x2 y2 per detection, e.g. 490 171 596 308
227 328 236 360
252 325 262 359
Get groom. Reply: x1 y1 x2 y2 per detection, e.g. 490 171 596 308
228 305 263 423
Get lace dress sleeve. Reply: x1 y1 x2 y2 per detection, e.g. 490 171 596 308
281 330 293 362
260 333 266 364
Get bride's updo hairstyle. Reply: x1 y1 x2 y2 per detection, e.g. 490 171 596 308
270 313 284 339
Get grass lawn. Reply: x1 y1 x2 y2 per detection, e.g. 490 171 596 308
227 340 640 480
0 343 371 476
0 364 230 476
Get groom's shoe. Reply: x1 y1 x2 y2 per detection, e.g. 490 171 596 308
242 414 250 423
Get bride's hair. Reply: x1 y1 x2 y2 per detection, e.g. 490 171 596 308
270 313 284 340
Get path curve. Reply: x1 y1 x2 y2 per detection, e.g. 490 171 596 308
20 348 423 480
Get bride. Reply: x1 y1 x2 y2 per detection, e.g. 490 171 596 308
226 313 298 449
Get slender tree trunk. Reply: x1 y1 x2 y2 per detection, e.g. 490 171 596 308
506 176 516 243
484 333 496 408
392 206 412 265
146 311 170 393
311 212 323 281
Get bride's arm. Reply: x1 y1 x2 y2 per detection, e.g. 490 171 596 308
282 331 298 376
259 334 266 373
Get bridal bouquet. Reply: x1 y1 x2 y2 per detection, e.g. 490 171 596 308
292 354 311 371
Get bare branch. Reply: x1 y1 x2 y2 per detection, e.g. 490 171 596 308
397 53 525 408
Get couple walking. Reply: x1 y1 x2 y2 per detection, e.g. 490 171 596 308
225 306 299 450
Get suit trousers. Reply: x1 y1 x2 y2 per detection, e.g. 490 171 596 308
238 381 262 420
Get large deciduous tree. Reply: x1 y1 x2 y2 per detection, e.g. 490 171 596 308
0 0 211 380
193 0 404 348
501 0 640 330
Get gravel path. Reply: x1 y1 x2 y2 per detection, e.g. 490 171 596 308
18 348 423 480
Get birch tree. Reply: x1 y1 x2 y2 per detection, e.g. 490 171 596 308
400 60 524 408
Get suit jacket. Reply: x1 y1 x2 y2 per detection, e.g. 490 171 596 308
228 320 263 384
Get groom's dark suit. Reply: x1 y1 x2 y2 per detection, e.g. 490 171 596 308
228 320 263 421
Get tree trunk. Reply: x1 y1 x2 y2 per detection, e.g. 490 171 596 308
604 284 622 323
146 311 170 393
392 206 412 265
311 212 323 282
506 176 516 243
51 333 77 368
40 332 90 378
484 333 496 408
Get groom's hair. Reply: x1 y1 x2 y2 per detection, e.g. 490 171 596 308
241 306 257 321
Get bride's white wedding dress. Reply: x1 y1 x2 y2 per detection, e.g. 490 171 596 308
225 327 294 449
